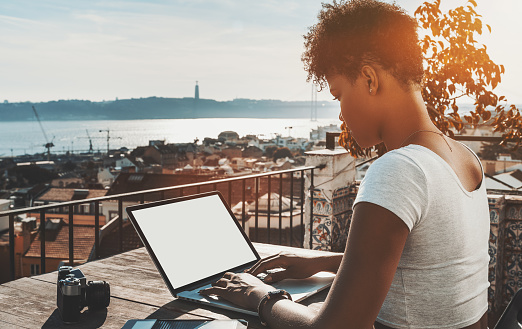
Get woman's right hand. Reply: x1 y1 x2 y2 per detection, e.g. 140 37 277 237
246 252 339 283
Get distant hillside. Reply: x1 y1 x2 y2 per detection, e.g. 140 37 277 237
0 97 339 121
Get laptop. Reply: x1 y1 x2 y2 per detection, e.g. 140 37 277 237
126 191 335 317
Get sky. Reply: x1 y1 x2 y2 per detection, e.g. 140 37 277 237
1 0 521 103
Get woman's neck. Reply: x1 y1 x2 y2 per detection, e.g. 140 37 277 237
379 90 435 151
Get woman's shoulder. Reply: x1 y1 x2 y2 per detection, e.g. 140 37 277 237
363 146 428 187
356 146 430 230
370 145 429 172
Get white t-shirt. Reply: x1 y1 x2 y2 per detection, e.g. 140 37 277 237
354 144 490 328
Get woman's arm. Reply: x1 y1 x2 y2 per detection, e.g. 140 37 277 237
262 202 409 328
202 201 409 329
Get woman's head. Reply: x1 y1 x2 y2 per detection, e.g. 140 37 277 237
302 0 423 90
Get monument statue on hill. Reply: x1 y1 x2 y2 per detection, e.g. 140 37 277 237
193 81 199 119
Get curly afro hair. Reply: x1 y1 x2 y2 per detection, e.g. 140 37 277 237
302 0 424 90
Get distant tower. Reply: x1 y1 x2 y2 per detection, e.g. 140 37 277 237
193 81 199 118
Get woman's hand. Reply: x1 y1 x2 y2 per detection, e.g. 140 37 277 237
246 252 340 283
199 272 273 311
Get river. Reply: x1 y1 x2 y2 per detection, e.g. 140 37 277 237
0 118 340 157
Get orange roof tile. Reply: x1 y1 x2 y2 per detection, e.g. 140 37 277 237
37 188 107 202
25 224 95 260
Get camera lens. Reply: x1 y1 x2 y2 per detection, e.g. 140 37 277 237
85 281 110 310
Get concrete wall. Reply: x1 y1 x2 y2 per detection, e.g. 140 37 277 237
488 195 522 312
304 149 356 251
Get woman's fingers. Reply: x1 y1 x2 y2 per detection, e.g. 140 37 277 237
200 272 274 311
203 274 234 295
247 254 280 274
212 272 235 288
247 253 285 275
223 272 234 279
212 278 227 288
264 268 290 283
199 285 223 296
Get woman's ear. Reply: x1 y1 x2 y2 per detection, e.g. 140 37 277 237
361 65 378 95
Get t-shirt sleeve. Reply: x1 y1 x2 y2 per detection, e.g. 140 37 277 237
353 152 428 231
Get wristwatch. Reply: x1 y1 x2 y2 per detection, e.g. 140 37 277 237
257 289 292 327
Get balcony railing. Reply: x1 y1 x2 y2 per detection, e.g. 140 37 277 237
0 166 319 282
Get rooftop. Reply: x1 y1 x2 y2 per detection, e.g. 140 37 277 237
37 188 107 202
25 220 95 260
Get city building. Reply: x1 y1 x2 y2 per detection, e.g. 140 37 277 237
310 124 342 140
31 188 108 226
218 131 240 144
242 145 263 158
22 218 95 276
98 167 118 188
0 199 11 232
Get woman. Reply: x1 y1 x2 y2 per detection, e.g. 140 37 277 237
201 1 490 328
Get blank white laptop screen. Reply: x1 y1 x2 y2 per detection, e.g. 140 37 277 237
130 194 258 291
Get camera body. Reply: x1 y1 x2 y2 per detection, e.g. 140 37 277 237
57 266 110 323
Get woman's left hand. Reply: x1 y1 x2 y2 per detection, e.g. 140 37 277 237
199 272 274 311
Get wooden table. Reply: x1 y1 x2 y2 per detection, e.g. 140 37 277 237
0 243 333 328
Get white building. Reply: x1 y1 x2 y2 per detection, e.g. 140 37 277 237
0 199 12 232
115 157 141 172
310 124 342 140
98 168 117 188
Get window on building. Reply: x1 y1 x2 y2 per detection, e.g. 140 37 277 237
30 264 40 276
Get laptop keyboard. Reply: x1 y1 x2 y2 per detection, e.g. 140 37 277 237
192 270 278 291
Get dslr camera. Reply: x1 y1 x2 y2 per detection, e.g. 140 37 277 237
56 266 110 323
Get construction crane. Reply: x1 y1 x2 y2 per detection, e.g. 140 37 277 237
285 126 293 137
31 106 54 161
99 129 121 156
86 129 93 153
77 129 105 154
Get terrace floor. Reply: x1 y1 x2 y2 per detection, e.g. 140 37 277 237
0 243 330 328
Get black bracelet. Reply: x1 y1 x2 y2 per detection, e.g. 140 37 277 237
257 290 292 327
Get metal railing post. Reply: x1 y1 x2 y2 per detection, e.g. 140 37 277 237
9 214 15 281
241 180 246 230
255 177 259 242
40 210 46 274
300 171 305 247
309 169 315 249
118 198 123 253
290 174 294 247
69 205 74 265
279 173 283 245
267 176 271 244
94 201 100 259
